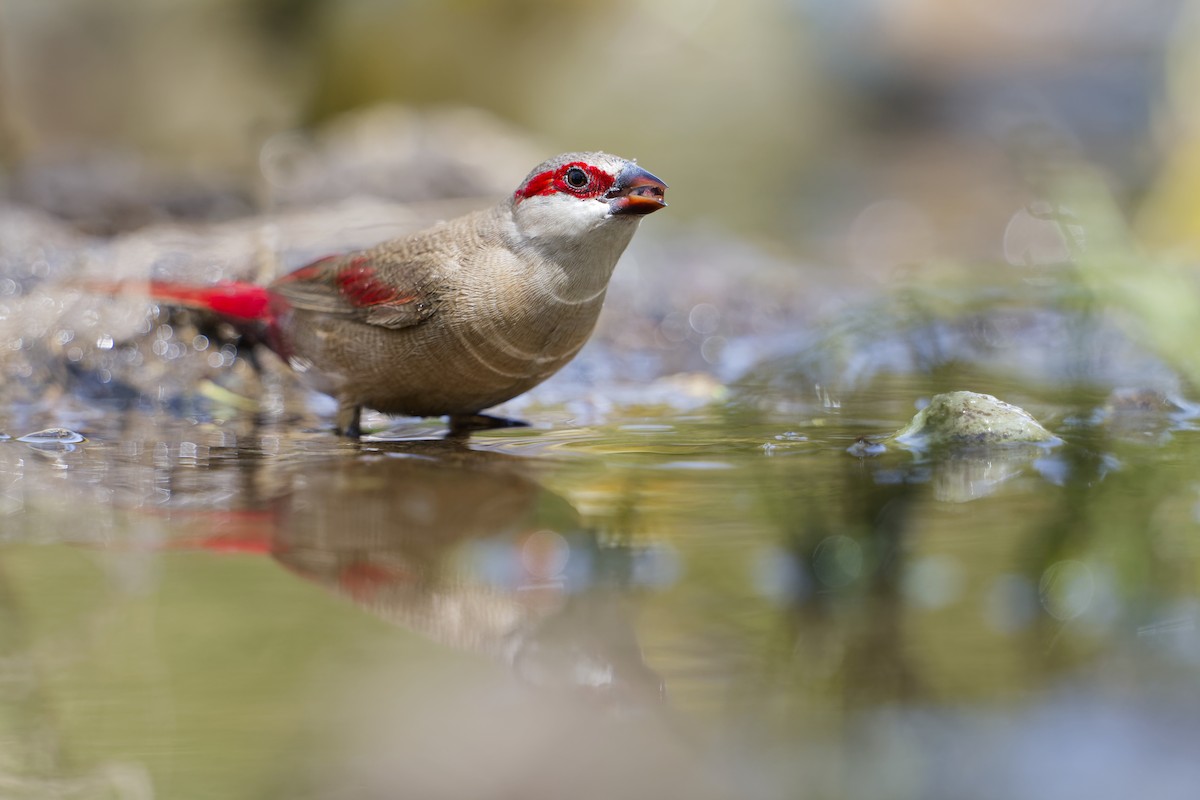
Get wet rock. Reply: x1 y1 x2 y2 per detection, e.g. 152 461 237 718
1091 387 1198 446
845 392 1062 502
847 436 887 457
893 391 1058 449
16 428 86 446
1103 387 1188 416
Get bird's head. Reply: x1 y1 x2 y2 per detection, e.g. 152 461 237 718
509 152 667 244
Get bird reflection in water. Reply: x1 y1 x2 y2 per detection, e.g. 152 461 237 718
261 442 664 706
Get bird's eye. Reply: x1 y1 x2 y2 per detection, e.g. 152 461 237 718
564 167 589 189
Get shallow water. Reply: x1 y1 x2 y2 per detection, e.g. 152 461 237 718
2 376 1199 800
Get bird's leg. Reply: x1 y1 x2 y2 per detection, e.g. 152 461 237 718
447 413 530 437
335 402 363 438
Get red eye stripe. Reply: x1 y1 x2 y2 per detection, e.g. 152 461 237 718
514 163 615 201
515 169 557 200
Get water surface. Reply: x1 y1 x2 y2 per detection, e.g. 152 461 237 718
2 379 1198 799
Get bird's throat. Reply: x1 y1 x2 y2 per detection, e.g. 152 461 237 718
531 219 640 304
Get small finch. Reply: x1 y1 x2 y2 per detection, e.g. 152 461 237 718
140 152 667 436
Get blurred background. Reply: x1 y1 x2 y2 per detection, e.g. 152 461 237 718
2 0 1197 263
6 3 1200 800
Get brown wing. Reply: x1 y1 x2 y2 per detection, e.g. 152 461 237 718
268 253 438 331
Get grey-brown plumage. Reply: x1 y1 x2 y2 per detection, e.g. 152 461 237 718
150 152 668 435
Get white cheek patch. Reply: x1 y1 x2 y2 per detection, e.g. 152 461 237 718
517 195 612 240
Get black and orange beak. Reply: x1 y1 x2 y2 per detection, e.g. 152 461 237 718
606 163 668 216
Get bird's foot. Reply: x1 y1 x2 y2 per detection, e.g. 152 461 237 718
447 413 529 437
335 404 363 439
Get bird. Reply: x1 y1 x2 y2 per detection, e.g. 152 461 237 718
135 152 667 437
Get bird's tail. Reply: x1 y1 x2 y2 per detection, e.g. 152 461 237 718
84 279 271 322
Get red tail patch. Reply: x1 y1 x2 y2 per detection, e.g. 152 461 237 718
148 281 271 321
